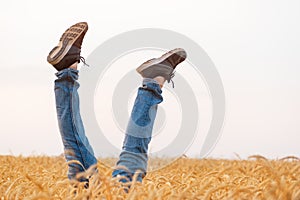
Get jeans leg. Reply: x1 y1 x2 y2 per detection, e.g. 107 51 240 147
54 68 97 181
112 78 163 182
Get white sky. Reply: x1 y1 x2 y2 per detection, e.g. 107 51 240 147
0 0 300 159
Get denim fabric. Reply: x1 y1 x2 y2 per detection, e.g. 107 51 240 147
112 78 163 182
54 69 163 183
54 68 97 181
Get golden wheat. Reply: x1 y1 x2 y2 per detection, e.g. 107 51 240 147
0 155 299 200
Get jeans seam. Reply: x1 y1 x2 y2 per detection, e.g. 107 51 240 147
69 81 88 170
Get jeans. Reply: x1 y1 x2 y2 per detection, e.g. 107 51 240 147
54 68 163 182
55 68 97 181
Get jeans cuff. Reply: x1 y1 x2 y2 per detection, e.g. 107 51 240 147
143 78 159 85
55 68 79 81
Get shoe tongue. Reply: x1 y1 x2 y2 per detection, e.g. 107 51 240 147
167 51 187 68
160 59 174 69
167 56 182 68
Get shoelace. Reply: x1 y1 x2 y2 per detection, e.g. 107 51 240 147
168 71 176 88
80 56 90 67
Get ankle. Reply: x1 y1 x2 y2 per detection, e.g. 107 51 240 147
68 62 78 70
154 76 166 88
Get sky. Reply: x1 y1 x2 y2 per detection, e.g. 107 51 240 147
0 0 299 159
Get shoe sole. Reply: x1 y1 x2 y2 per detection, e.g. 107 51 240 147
136 48 187 74
47 22 88 65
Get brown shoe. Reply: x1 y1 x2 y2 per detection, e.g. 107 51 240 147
136 48 187 84
47 22 88 71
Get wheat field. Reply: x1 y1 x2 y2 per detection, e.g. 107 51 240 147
0 155 300 200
